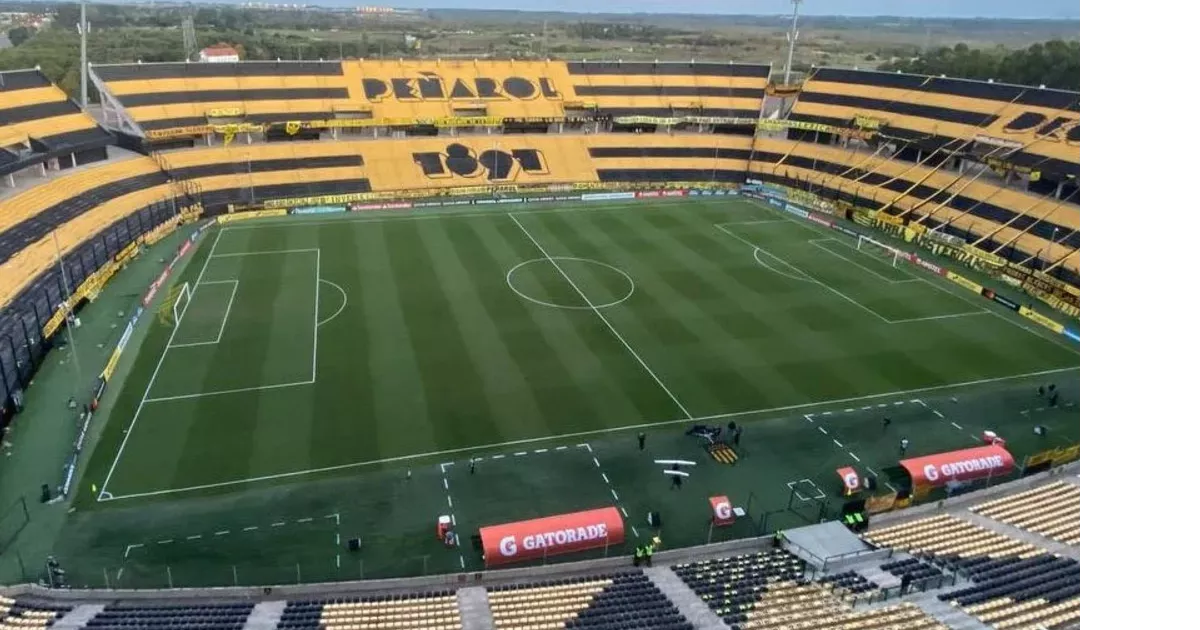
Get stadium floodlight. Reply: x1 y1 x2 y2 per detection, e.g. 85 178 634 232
783 0 803 85
172 282 194 327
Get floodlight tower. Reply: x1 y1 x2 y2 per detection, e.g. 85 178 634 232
783 0 803 85
76 0 89 105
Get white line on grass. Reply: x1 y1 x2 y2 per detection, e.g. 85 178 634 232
143 379 313 403
951 422 963 430
210 248 320 258
187 534 202 540
886 311 990 324
317 279 348 327
833 439 843 448
818 427 828 435
849 452 860 462
169 281 240 348
509 213 693 419
215 530 229 536
808 239 918 285
752 247 818 284
312 248 320 382
99 366 1078 501
97 227 220 499
124 544 143 558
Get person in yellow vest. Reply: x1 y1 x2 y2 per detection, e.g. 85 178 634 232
643 544 655 567
633 545 644 567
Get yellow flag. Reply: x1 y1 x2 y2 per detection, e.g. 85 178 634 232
91 483 97 494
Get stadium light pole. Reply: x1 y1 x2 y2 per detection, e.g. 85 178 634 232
77 0 89 106
783 0 803 85
51 229 84 405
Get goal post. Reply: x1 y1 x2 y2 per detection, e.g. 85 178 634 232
171 282 193 327
855 234 903 268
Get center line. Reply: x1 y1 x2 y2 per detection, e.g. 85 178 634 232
509 213 692 419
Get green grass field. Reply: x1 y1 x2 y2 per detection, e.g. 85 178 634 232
59 197 1079 587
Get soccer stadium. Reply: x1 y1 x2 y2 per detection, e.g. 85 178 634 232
0 13 1080 630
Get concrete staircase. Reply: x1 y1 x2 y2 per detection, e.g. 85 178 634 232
50 604 104 629
456 586 495 630
644 566 727 630
908 592 992 630
242 601 285 630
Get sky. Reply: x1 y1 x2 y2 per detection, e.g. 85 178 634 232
326 0 1081 19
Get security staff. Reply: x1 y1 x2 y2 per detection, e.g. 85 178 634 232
643 544 654 567
634 546 644 567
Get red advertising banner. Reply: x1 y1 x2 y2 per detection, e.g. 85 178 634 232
899 445 1015 488
635 191 662 198
709 496 735 526
837 466 861 495
479 507 625 567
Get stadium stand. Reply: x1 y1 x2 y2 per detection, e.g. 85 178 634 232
486 572 690 630
278 590 462 630
0 595 70 628
861 514 1044 559
671 549 946 629
750 136 1080 286
789 68 1079 179
89 60 772 138
970 481 1080 546
0 69 112 180
81 601 255 629
934 555 1080 629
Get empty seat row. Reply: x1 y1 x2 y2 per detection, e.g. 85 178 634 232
486 571 689 630
970 481 1080 546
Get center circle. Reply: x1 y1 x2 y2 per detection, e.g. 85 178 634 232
507 257 636 310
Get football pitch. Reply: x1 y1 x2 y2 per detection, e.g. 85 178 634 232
68 197 1080 585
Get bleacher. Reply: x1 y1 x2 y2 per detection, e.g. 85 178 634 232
81 601 254 629
671 549 945 630
970 481 1080 546
278 590 461 630
861 514 1044 559
934 555 1080 629
486 572 689 630
0 595 71 629
0 69 111 180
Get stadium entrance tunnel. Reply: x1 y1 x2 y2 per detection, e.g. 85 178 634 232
506 257 635 310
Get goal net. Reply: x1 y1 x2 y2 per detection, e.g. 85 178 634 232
855 234 907 268
170 282 193 327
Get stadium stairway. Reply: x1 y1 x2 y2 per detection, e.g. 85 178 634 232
957 511 1079 560
456 586 495 630
243 600 286 630
643 567 727 630
49 604 103 629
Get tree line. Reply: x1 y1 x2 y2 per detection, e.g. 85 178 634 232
878 40 1079 91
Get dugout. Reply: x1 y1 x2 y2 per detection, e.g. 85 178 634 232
898 444 1015 494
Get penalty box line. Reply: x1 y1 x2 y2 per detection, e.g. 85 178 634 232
97 365 1079 502
98 233 321 499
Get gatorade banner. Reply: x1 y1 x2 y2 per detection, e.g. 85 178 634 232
709 496 735 526
837 467 861 495
479 507 624 567
900 445 1015 488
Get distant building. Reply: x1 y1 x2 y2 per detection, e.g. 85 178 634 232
199 45 240 63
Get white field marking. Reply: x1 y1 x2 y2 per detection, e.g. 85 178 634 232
885 482 897 492
867 467 878 476
860 406 871 410
877 403 887 408
439 462 450 473
196 279 238 286
507 257 636 310
578 443 592 452
535 448 548 454
750 200 1081 351
894 401 904 406
886 311 990 324
215 530 229 536
717 219 791 227
818 427 828 435
849 452 860 462
492 454 504 460
143 379 313 403
116 568 124 582
209 248 320 258
272 521 286 527
221 199 706 232
169 281 240 348
447 496 453 508
98 366 1079 501
621 507 629 518
808 238 919 284
611 489 620 501
514 451 527 457
932 410 945 418
443 478 449 490
312 248 320 381
459 556 465 570
631 526 640 538
833 439 843 448
243 526 257 532
951 422 963 430
97 226 220 499
317 279 348 327
186 534 202 540
753 247 818 284
510 213 692 418
716 223 889 322
593 457 601 468
717 222 817 283
555 446 568 451
972 434 983 442
602 473 610 484
124 544 143 558
843 408 855 412
157 539 173 545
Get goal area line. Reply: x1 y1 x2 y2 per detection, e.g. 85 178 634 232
95 365 1079 503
